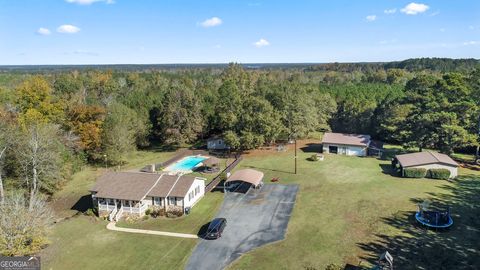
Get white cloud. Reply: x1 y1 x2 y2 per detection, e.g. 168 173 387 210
384 8 396 14
366 15 377 21
57 24 81 34
401 3 429 15
463 41 480 46
200 17 222 28
65 0 114 5
253 38 270 48
37 27 51 35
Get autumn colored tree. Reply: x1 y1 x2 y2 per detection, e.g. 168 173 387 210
66 105 106 160
15 76 64 126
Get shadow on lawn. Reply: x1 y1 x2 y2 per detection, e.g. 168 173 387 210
378 164 401 177
243 164 294 175
355 175 480 270
70 194 93 213
300 143 323 153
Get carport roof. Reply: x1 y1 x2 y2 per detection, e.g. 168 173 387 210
395 151 459 168
226 169 264 187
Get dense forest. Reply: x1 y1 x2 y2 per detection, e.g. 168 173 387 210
0 58 480 254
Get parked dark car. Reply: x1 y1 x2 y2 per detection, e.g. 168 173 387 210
205 218 227 239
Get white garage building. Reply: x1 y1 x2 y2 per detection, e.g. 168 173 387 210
321 132 371 157
394 151 459 178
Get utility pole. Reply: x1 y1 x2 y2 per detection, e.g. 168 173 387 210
104 154 108 170
294 138 297 174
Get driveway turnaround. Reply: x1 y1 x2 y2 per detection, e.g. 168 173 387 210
186 184 299 270
106 222 198 239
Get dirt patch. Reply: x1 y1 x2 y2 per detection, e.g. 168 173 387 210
242 139 322 158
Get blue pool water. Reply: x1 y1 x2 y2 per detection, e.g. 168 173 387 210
169 156 207 171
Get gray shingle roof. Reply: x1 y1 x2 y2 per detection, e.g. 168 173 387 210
321 132 371 147
395 151 459 168
91 172 201 200
90 172 161 201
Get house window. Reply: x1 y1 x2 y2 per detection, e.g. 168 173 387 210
169 197 176 205
153 197 161 206
108 199 115 204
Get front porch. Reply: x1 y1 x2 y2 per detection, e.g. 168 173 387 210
97 198 149 220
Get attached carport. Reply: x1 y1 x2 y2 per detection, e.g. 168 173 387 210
225 169 264 193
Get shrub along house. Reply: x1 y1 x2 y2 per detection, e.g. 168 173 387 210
321 132 372 156
90 172 206 221
393 151 459 179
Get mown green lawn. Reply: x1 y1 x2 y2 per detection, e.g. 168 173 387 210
116 191 224 234
41 144 480 270
229 147 480 269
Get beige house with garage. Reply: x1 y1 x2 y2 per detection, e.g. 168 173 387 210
90 172 205 221
394 151 459 178
322 132 371 156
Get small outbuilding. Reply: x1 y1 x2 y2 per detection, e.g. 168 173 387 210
322 132 371 156
225 169 264 193
394 151 459 178
207 135 229 150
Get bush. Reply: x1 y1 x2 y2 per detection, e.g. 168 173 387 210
166 208 184 218
308 154 319 161
145 208 152 216
150 208 166 218
403 167 427 178
428 168 451 180
85 208 97 217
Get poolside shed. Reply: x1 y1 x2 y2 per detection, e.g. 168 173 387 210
225 169 264 192
203 157 220 167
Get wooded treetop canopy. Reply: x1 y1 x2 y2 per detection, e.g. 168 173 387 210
395 151 459 168
321 132 371 147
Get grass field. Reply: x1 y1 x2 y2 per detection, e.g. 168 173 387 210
41 142 480 270
229 144 480 269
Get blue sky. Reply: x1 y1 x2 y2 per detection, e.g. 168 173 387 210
0 0 479 64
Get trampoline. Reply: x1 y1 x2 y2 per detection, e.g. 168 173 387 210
415 204 453 229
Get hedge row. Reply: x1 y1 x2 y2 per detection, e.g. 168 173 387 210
428 168 451 180
403 168 451 179
403 168 427 178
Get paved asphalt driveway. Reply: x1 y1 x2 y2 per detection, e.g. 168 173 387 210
185 184 299 270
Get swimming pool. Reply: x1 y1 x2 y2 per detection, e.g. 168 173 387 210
164 156 207 173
